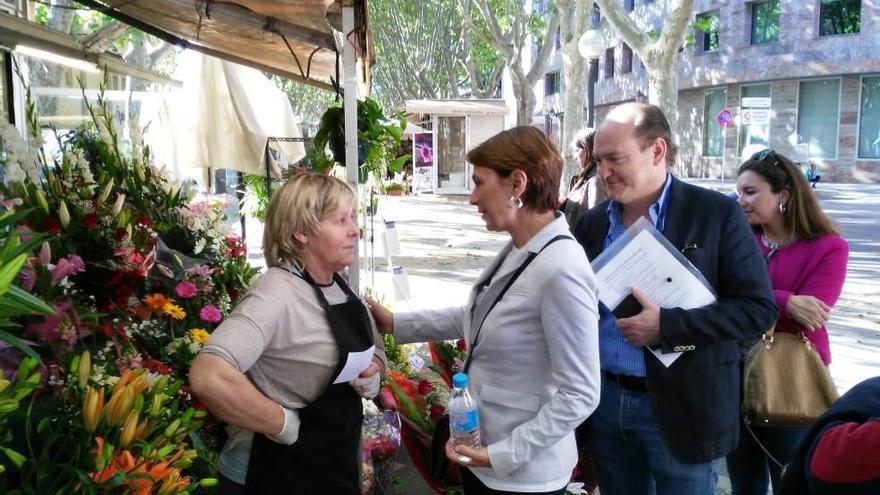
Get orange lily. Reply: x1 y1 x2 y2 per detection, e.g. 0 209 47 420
143 293 169 313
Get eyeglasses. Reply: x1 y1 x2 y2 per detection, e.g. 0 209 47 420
751 148 778 165
750 148 791 183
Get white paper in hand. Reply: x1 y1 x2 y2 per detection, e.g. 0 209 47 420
592 218 716 368
332 345 376 384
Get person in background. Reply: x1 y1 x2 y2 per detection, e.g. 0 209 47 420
806 161 821 188
368 126 601 495
562 127 606 229
727 149 849 494
780 375 880 495
572 102 777 495
189 174 386 494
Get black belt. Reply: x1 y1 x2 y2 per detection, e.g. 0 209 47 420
603 370 648 392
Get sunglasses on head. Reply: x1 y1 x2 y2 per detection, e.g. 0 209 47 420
751 148 778 164
751 148 792 184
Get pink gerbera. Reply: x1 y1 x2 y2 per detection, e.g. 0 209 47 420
199 305 222 323
174 281 198 299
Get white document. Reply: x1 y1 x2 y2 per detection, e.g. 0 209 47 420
593 218 716 367
333 345 376 384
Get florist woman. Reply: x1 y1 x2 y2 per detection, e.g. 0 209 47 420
190 174 386 494
368 126 601 495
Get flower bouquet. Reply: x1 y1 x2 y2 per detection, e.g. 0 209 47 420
378 335 463 494
0 75 256 492
361 399 401 495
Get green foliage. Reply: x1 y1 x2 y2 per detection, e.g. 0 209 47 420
312 97 406 183
0 210 53 360
692 12 719 51
240 174 272 222
0 358 41 475
751 1 780 44
819 0 860 36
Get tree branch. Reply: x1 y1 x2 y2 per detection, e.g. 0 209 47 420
80 20 130 53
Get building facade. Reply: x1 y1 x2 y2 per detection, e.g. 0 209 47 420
533 0 880 182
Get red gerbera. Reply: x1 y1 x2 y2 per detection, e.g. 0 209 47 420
84 213 99 230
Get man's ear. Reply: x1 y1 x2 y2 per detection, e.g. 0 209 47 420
651 137 668 168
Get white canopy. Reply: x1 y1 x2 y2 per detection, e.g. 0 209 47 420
145 50 304 181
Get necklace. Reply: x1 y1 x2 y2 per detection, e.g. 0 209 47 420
761 233 780 250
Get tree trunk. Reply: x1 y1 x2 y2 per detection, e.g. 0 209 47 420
646 66 679 132
559 0 591 190
560 52 587 188
509 67 535 126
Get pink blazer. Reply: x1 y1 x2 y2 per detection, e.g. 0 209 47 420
754 230 849 364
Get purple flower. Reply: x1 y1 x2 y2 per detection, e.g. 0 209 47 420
18 266 36 292
199 305 222 323
51 255 85 283
186 264 216 279
39 242 51 266
174 281 198 299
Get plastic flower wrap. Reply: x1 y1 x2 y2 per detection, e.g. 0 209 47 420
361 399 401 495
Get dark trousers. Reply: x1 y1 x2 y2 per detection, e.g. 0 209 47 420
461 467 567 495
726 422 808 495
218 472 246 495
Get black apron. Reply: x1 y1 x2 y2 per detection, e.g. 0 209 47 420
245 271 374 494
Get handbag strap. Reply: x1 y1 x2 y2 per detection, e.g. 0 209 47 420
463 234 571 374
744 422 786 471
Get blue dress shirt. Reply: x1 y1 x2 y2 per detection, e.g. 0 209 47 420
599 174 673 377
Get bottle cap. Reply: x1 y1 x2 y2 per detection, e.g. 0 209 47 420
452 373 468 389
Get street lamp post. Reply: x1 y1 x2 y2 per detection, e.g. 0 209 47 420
578 28 606 128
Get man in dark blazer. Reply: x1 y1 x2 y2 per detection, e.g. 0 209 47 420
573 102 777 495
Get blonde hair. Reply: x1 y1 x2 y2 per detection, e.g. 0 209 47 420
262 174 355 268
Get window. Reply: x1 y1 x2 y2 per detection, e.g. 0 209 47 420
819 0 860 36
591 3 601 28
738 84 771 156
695 11 720 52
751 1 780 44
798 79 840 159
624 0 634 12
604 48 614 79
621 43 633 74
858 76 880 159
555 27 561 49
545 72 560 95
703 88 727 157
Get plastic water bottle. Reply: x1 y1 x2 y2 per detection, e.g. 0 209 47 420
448 372 481 449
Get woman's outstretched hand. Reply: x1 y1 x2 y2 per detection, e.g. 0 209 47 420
365 295 393 333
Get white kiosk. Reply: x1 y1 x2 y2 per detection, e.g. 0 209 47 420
403 99 509 195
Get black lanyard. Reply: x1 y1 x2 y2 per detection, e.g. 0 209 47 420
464 234 570 373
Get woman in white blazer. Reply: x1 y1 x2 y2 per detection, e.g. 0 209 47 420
367 126 601 494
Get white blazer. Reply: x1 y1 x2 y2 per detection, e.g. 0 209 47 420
395 214 601 492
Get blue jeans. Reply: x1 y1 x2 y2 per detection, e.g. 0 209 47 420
586 379 719 495
725 422 807 495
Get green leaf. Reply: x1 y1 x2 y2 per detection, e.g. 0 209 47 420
388 154 411 173
0 253 27 296
1 285 56 316
0 330 40 361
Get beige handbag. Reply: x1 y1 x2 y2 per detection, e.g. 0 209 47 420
742 327 839 427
